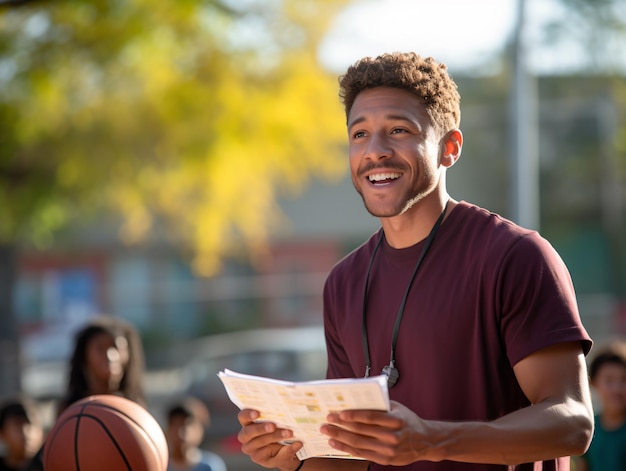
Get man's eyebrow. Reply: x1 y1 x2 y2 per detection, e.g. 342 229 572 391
348 114 417 129
347 116 366 129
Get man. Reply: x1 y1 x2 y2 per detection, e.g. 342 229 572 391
237 52 594 470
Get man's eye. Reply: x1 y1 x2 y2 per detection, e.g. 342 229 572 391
391 128 408 134
353 131 366 139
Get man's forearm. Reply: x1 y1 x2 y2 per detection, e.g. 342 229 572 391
423 398 593 465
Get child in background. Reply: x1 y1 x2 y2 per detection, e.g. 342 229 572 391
577 340 626 470
0 396 43 471
165 397 227 471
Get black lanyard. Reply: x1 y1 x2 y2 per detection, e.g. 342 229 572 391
361 201 449 388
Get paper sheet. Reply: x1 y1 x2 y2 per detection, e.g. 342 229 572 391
218 369 390 460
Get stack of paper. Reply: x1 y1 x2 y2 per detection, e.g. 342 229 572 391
218 369 390 460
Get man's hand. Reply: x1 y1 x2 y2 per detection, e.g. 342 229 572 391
237 408 303 471
320 401 433 466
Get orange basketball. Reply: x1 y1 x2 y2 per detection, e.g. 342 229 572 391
43 395 168 471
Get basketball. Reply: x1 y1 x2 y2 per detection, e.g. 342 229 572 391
43 395 168 471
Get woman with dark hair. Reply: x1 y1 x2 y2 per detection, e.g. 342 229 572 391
27 315 146 470
58 315 146 414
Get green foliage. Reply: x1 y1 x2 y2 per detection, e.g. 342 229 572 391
0 0 350 275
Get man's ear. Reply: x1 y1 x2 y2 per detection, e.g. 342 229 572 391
441 129 463 168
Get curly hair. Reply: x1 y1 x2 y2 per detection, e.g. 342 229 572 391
338 52 461 136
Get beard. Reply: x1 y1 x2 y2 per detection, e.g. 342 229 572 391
354 163 437 218
356 187 427 218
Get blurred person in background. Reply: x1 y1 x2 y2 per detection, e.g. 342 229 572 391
0 396 43 471
236 51 594 471
26 315 147 470
576 340 626 470
165 396 227 471
57 315 146 414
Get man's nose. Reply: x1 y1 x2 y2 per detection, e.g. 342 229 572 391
364 132 392 161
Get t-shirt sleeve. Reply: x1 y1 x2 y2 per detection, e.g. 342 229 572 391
497 232 592 366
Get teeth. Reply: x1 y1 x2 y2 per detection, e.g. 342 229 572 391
368 172 401 182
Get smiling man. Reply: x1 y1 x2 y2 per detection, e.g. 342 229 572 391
237 52 594 471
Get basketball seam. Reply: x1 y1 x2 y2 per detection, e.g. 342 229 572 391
74 411 81 471
77 413 134 471
86 402 164 470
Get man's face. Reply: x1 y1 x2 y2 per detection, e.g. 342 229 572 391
167 415 204 451
592 362 626 415
347 86 443 218
0 415 43 459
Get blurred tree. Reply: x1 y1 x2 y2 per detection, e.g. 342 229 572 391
541 0 626 73
0 0 351 276
0 0 351 394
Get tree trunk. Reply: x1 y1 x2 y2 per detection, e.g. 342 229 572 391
0 243 22 395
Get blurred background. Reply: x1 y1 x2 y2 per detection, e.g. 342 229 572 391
1 0 625 469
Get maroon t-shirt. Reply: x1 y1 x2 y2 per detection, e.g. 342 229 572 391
323 202 592 471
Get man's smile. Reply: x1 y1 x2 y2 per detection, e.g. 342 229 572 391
367 172 401 185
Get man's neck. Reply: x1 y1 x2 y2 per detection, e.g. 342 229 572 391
380 198 456 249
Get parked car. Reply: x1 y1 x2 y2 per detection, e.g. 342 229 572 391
179 325 328 445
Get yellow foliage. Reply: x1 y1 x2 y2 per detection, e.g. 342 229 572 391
1 0 352 275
